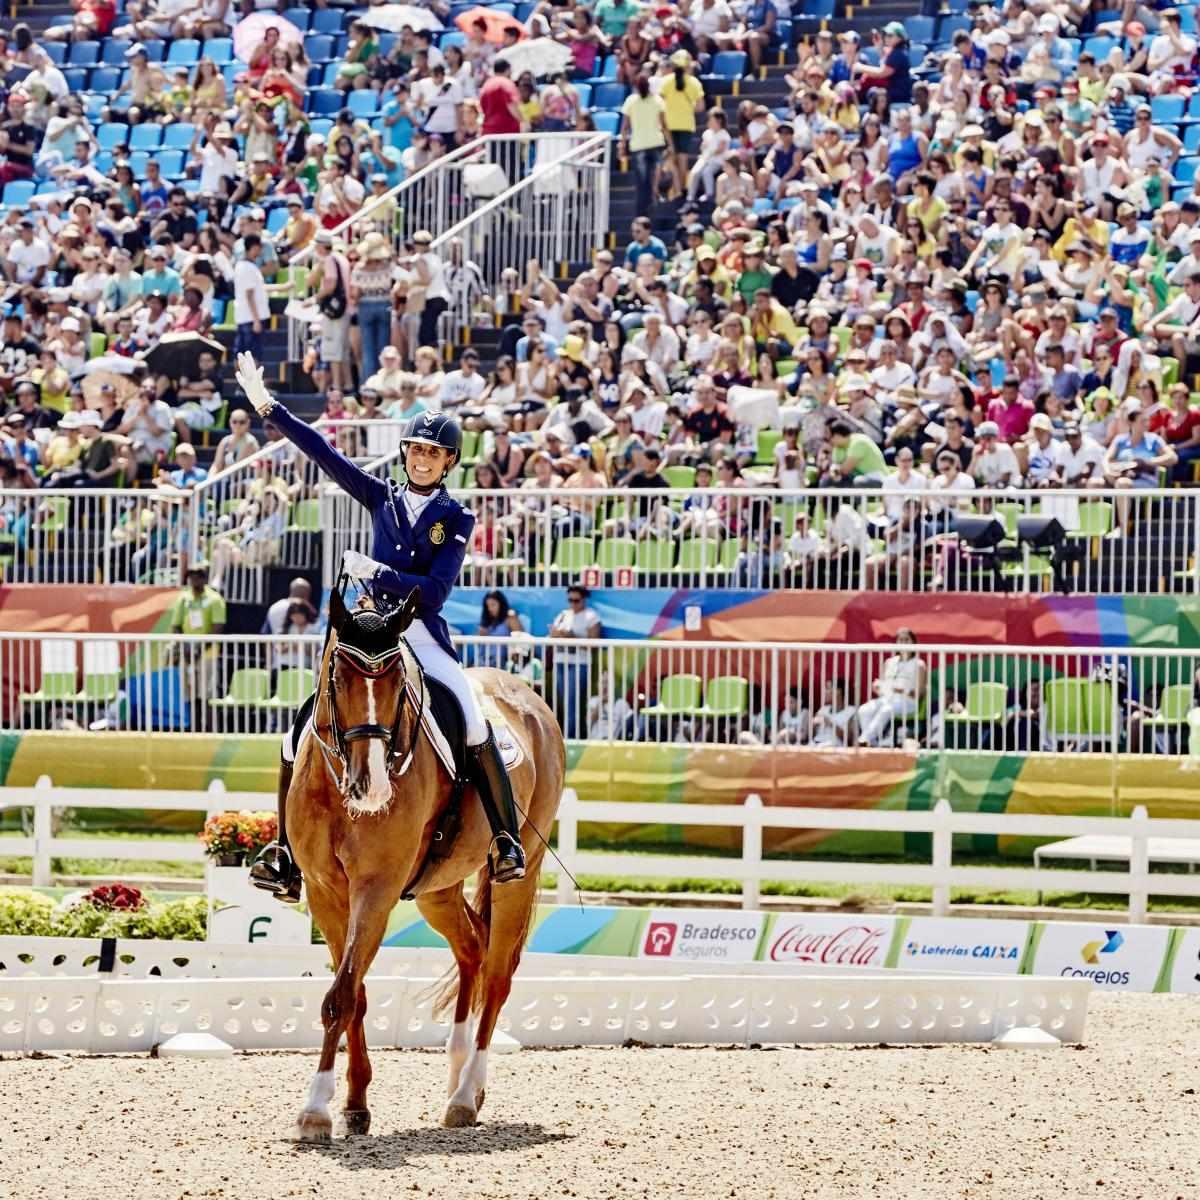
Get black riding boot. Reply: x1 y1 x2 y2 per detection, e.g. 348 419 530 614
248 758 303 904
467 725 526 883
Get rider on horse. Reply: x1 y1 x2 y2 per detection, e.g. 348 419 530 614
234 353 527 903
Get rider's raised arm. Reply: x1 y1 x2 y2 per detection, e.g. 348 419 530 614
236 352 387 511
373 506 474 610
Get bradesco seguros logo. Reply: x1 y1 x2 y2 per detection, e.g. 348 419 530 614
766 915 895 969
638 909 764 963
895 917 1029 975
1031 922 1171 992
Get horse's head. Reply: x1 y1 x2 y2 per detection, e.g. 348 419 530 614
325 587 421 814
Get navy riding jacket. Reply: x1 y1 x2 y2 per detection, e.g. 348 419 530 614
269 404 474 659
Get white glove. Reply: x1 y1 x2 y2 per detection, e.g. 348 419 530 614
342 550 384 581
235 351 276 417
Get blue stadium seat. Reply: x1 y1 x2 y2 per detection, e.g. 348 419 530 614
141 40 165 61
1185 123 1200 152
938 15 972 41
158 150 185 178
2 180 35 208
266 207 288 234
163 122 195 149
101 39 127 64
89 67 120 92
62 69 87 92
94 151 113 175
167 38 201 65
1176 157 1200 184
439 30 466 49
308 118 333 137
321 62 340 86
129 150 150 179
712 51 747 78
222 63 242 87
305 34 335 62
96 122 127 151
592 110 620 136
310 8 343 33
1083 35 1116 57
906 16 935 42
592 82 627 109
129 123 162 150
206 36 234 64
804 0 835 17
282 7 311 30
68 41 100 66
1182 7 1197 32
1152 94 1186 124
44 43 66 65
573 82 592 109
346 90 379 117
309 89 342 115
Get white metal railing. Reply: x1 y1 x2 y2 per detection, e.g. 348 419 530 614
0 777 265 886
554 793 1200 923
0 487 188 586
1 632 1197 766
319 483 1200 596
430 132 612 337
286 133 608 359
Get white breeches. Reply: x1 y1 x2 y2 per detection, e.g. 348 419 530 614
281 620 488 764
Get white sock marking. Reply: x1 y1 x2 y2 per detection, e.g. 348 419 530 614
447 1017 474 1096
448 1046 488 1114
305 1068 336 1119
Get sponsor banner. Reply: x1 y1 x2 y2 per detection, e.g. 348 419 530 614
760 914 898 970
1030 921 1172 992
1165 928 1200 995
637 909 765 963
896 917 1030 975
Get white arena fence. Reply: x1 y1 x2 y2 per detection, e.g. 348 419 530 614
1 631 1197 761
5 780 1200 923
321 484 1200 597
0 965 1091 1053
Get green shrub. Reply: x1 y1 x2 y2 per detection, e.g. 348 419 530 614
0 891 57 936
0 891 206 940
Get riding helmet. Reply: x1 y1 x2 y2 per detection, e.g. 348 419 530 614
402 411 463 456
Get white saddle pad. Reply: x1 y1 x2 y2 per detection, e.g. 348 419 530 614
413 676 524 779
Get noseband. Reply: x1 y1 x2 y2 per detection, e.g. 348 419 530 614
315 631 426 788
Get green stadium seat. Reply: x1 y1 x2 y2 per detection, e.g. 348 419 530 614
755 430 782 465
644 674 703 717
460 429 481 465
1043 679 1113 744
287 499 321 533
258 668 312 710
1067 501 1114 540
635 540 676 573
20 672 78 703
212 668 272 709
596 537 636 569
688 675 749 719
942 682 1009 746
552 536 595 572
662 465 696 489
1143 684 1194 729
673 538 719 573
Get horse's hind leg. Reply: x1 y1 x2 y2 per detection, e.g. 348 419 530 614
295 877 349 1143
416 883 486 1107
446 868 540 1126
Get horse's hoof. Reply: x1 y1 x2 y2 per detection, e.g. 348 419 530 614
295 1112 333 1143
443 1103 477 1128
342 1109 371 1136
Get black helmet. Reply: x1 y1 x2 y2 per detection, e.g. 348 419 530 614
402 411 462 456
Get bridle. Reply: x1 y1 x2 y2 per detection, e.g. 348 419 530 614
312 632 426 791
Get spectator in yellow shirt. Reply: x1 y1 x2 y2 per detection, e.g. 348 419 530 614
654 51 706 200
750 288 803 356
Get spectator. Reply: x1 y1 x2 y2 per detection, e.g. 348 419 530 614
856 628 925 746
548 583 601 739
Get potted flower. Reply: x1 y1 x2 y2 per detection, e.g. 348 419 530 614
201 810 277 866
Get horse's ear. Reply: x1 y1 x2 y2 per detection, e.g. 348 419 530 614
329 588 349 634
388 587 421 637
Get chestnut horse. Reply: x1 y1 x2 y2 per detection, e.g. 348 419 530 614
290 589 565 1140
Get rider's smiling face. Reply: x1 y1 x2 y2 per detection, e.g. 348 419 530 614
406 441 453 488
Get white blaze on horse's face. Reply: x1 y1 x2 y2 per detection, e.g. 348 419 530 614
362 678 392 813
338 666 405 818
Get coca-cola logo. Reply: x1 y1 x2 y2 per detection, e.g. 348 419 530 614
769 922 886 967
643 921 677 957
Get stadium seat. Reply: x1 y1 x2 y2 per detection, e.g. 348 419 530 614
305 33 336 61
142 40 166 61
62 69 88 92
1176 157 1200 184
212 668 272 709
68 41 100 66
19 671 79 703
803 0 835 17
266 207 288 234
459 429 480 464
674 539 719 573
287 499 321 532
158 150 185 178
163 122 195 149
282 7 311 31
166 38 200 65
942 682 1009 747
1141 684 1194 736
205 37 234 65
1185 124 1200 153
662 465 696 488
310 89 342 115
1083 36 1116 58
1044 679 1113 746
906 16 935 42
644 674 703 716
310 8 343 33
688 676 749 719
129 123 163 151
1152 94 1186 124
551 536 595 572
1066 501 1114 540
593 111 620 136
128 151 151 179
596 537 636 569
755 429 782 465
96 122 127 151
712 51 748 79
346 90 379 118
44 43 67 65
592 82 627 109
2 180 35 208
101 39 128 64
635 540 676 573
89 66 121 92
257 668 313 711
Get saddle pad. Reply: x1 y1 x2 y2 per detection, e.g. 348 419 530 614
410 677 524 779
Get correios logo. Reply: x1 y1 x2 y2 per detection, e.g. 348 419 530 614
1082 930 1124 964
643 921 677 957
770 922 886 967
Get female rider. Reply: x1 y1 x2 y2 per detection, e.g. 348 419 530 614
235 354 526 903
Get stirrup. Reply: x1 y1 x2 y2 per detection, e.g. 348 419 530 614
249 842 303 904
488 834 526 884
